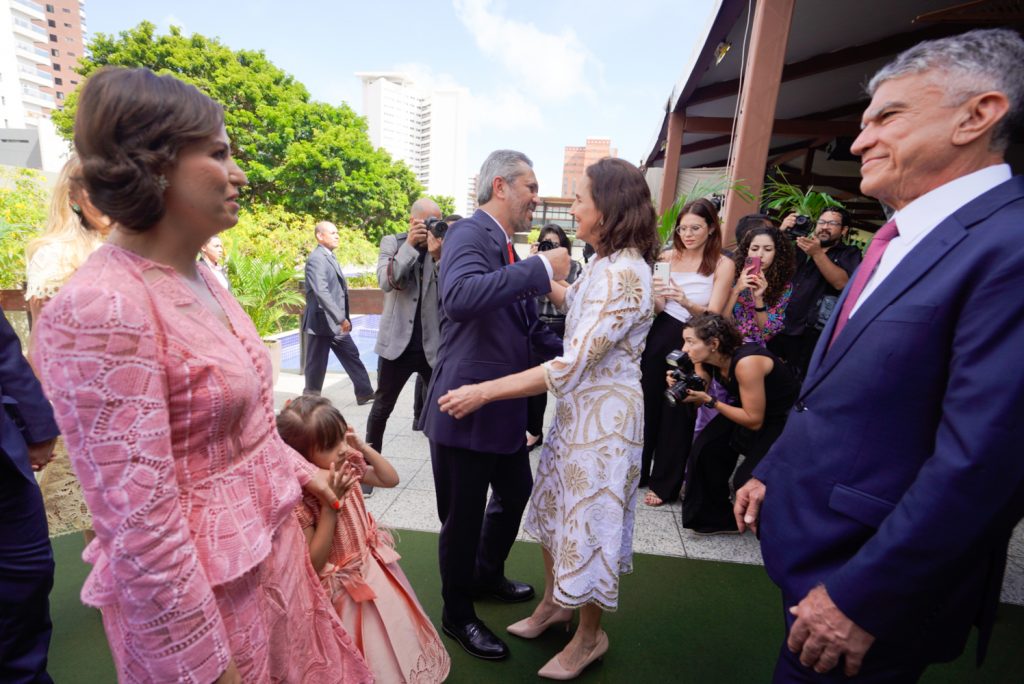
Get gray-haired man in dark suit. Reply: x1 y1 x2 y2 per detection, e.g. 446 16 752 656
302 221 374 404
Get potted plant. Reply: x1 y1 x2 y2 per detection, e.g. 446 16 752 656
228 252 306 384
657 177 753 245
761 169 845 230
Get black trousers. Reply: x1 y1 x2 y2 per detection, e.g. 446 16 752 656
429 441 533 625
0 459 54 684
647 402 696 502
365 347 432 452
526 317 565 437
681 414 742 532
303 332 374 399
768 330 821 381
639 312 689 486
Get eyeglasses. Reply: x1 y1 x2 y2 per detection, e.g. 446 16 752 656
816 219 843 228
677 224 707 234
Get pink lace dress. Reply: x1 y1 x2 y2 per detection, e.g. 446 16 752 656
32 244 372 683
296 453 450 683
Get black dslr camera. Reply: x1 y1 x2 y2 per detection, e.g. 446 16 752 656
788 214 814 239
664 350 707 407
537 240 559 252
425 217 448 239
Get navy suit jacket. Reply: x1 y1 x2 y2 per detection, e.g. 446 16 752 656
1 306 59 482
423 209 563 454
302 245 350 337
754 176 1024 662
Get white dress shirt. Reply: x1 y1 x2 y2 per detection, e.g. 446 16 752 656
480 208 554 279
850 164 1012 316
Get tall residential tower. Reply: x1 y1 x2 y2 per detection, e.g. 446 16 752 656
357 72 470 215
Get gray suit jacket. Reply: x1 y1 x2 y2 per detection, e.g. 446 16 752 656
302 244 349 337
374 233 440 365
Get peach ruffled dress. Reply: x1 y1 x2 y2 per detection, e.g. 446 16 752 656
33 244 372 683
296 453 450 683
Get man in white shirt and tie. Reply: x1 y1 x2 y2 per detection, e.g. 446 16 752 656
735 28 1024 682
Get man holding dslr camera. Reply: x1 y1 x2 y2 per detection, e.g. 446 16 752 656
769 208 862 378
365 198 447 461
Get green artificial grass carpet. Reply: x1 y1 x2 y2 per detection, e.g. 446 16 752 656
47 530 1024 682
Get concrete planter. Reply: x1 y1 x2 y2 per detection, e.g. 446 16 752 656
263 337 282 385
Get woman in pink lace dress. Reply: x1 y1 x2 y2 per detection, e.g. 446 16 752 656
31 67 372 683
278 396 451 683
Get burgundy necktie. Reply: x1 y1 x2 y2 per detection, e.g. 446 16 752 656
829 220 899 348
507 241 515 264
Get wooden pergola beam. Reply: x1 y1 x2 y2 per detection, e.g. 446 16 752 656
684 116 861 137
688 23 964 106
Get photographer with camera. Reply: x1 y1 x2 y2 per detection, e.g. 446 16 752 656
365 198 447 468
670 314 798 535
640 198 734 507
769 208 862 378
525 224 583 450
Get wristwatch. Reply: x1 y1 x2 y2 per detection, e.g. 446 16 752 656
704 396 718 409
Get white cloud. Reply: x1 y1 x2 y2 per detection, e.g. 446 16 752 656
453 0 598 102
158 14 187 35
469 87 544 131
388 63 543 132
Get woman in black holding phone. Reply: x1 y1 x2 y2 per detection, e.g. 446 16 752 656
672 313 799 534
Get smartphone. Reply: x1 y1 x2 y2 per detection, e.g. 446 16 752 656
653 261 671 285
744 256 762 276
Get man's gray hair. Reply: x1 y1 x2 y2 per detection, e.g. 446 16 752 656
868 28 1024 150
477 150 533 205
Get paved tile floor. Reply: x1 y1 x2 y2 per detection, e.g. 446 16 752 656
274 370 1024 605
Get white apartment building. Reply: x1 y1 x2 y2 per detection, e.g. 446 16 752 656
357 72 470 216
0 0 73 171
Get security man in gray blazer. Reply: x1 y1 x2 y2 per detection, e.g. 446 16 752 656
365 198 445 452
302 221 374 403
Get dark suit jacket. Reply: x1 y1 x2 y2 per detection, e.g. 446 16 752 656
1 306 59 482
754 176 1024 663
302 244 350 337
423 209 563 454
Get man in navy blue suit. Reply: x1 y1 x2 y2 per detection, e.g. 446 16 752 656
1 306 59 683
422 150 569 660
735 28 1024 682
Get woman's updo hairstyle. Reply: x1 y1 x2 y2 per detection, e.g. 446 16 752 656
74 67 225 231
684 313 742 357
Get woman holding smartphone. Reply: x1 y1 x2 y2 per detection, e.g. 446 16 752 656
724 226 795 346
640 198 733 507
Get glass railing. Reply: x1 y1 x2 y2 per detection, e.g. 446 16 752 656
22 87 56 105
15 42 51 59
18 64 53 82
12 0 46 13
13 17 48 38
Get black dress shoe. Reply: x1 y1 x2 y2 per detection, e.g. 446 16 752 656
442 619 510 660
356 395 375 406
482 577 535 603
361 483 374 498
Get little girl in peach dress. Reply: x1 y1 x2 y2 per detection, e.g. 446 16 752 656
277 396 450 683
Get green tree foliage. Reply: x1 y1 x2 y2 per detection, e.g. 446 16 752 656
0 168 48 288
427 194 457 217
222 204 378 272
53 22 421 243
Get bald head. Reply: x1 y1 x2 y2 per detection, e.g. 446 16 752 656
314 221 340 250
411 198 441 222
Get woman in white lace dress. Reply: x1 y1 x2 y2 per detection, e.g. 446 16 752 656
439 158 660 680
25 156 111 538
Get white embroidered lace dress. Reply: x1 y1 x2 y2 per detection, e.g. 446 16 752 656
524 249 655 610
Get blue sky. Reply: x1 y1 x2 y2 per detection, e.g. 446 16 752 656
86 0 717 198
